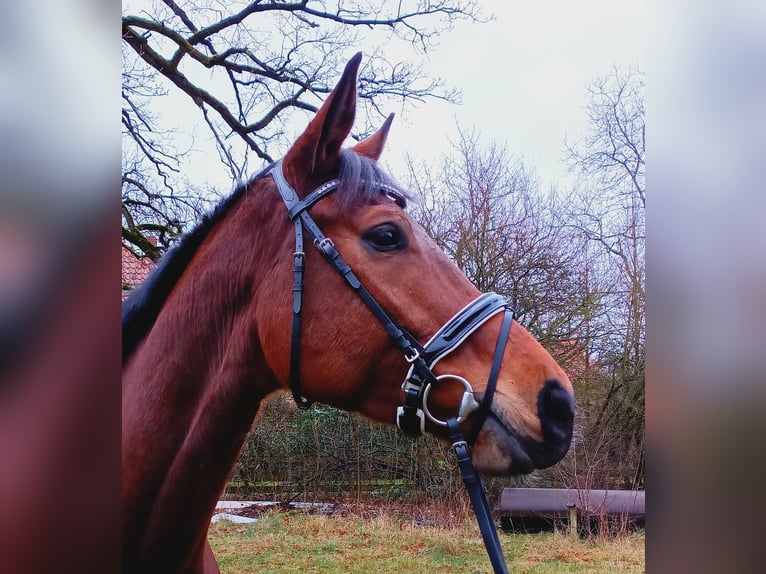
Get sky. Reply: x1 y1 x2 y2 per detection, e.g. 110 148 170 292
381 1 646 191
134 0 646 197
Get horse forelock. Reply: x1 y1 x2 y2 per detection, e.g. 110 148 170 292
335 150 409 211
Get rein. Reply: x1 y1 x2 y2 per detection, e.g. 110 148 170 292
272 160 512 573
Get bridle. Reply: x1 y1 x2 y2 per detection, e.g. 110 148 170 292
271 160 513 439
272 160 513 573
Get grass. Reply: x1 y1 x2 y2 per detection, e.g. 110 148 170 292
208 506 644 573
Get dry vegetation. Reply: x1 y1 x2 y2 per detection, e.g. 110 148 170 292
208 505 644 573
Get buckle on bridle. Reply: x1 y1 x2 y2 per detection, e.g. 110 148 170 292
451 439 469 453
314 237 335 254
404 348 420 363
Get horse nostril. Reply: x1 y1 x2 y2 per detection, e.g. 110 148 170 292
538 379 575 441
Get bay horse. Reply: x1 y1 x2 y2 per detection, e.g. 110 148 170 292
122 53 575 573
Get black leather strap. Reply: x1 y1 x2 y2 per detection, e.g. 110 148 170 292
466 307 513 444
273 162 321 408
272 161 427 409
289 219 311 408
448 418 510 574
272 159 512 442
272 159 513 572
287 179 340 220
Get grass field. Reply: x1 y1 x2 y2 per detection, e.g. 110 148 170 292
208 506 645 573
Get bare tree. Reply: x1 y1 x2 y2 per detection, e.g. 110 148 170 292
564 65 644 379
122 0 482 257
122 42 217 259
565 64 645 209
562 65 645 489
406 126 595 348
403 127 629 501
122 151 220 261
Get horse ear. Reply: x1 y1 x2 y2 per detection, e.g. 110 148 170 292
282 53 362 192
352 113 394 161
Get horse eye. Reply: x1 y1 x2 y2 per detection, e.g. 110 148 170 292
362 223 407 252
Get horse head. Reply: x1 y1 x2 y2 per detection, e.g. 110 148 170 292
257 53 574 475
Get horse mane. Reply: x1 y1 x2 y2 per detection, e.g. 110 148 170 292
120 163 264 363
121 151 407 363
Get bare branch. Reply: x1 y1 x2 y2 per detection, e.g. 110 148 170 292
122 0 482 260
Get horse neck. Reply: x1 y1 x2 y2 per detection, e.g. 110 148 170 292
122 181 285 571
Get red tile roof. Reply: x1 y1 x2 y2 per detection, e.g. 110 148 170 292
122 246 154 300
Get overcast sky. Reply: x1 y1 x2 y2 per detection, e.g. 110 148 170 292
132 0 646 196
380 0 646 191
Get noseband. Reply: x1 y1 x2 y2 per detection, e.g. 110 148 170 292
271 161 514 442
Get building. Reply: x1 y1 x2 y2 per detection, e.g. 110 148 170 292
121 245 155 301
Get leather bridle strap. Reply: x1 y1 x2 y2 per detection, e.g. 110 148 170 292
448 418 510 574
272 161 431 408
272 160 513 446
289 213 309 408
273 160 512 573
444 307 514 574
465 307 513 445
414 306 513 574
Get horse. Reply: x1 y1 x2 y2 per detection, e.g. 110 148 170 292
122 53 575 574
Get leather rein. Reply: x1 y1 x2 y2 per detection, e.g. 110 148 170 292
271 160 512 573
